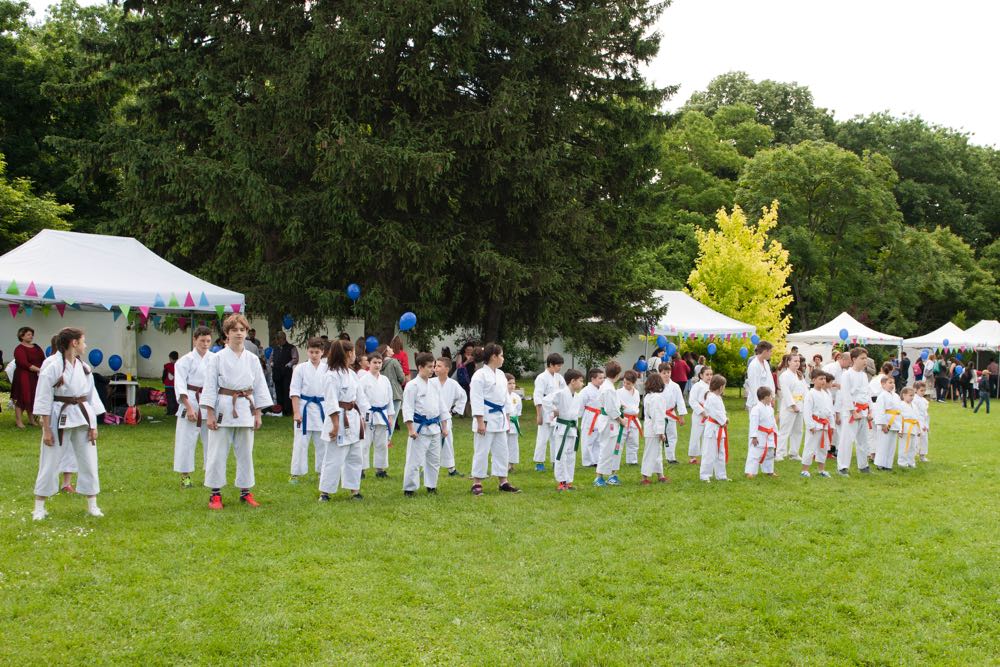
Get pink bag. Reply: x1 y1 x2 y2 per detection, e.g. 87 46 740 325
103 413 123 425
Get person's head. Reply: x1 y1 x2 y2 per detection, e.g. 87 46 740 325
604 360 621 382
248 328 256 338
709 374 726 394
849 347 868 370
222 314 250 346
48 335 59 357
390 335 405 354
16 326 34 343
358 354 369 371
169 351 179 362
505 372 516 393
697 355 706 365
823 371 835 385
644 372 664 394
369 352 383 374
658 361 672 384
757 386 773 406
755 340 773 360
56 327 86 359
337 331 351 341
482 343 504 368
354 337 366 362
275 331 287 345
901 386 915 402
414 351 435 379
812 354 823 366
790 346 799 355
461 342 475 362
306 337 325 364
192 326 213 353
811 369 828 389
914 380 926 396
588 367 605 387
699 364 714 383
881 361 894 376
778 353 799 373
652 347 663 359
880 375 895 392
622 369 638 389
546 353 564 373
928 353 936 362
327 339 354 372
435 356 451 379
565 368 585 392
831 350 841 362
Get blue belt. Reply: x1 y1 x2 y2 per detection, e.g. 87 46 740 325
414 413 440 433
484 399 505 414
370 404 393 435
299 395 325 434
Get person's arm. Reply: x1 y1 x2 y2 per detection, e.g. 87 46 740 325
402 383 417 438
533 373 546 424
470 370 487 434
14 345 28 372
34 364 55 445
201 354 220 430
749 406 761 446
452 381 468 416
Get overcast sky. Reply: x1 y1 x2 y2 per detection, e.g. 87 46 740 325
26 0 1000 146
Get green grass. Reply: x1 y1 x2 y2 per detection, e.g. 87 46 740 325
1 389 997 665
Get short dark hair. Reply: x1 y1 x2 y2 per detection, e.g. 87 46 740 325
850 347 868 360
564 369 584 384
414 352 435 368
504 372 515 382
755 341 773 354
437 356 452 369
756 386 772 400
622 369 639 383
658 361 672 373
810 368 825 380
881 362 894 374
307 336 325 350
823 372 835 382
588 367 605 381
169 351 179 361
546 353 564 368
644 373 664 394
16 326 34 341
192 325 212 339
604 360 621 379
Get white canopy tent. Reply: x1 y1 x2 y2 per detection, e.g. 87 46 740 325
902 322 971 349
787 312 902 347
650 290 757 338
962 320 1000 351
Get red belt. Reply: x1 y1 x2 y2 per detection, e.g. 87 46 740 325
704 416 728 462
665 408 682 422
811 415 833 450
584 406 603 435
849 402 872 429
756 425 777 463
623 413 643 437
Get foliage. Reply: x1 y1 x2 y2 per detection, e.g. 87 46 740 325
0 152 71 252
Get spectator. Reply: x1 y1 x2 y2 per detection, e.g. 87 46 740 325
390 335 411 381
271 332 298 415
378 344 405 424
913 355 924 383
973 370 991 414
898 352 910 390
960 365 977 408
162 351 179 416
988 358 999 397
12 326 44 429
247 328 262 349
930 354 947 402
671 353 690 395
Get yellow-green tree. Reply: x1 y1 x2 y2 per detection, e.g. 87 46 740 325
687 202 793 350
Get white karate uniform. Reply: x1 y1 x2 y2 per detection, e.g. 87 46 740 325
836 368 873 471
319 368 369 494
661 380 687 462
896 400 921 468
33 357 105 498
744 356 776 410
578 383 603 467
776 369 806 461
200 347 273 490
871 388 902 469
173 349 212 474
289 360 331 476
532 369 566 464
470 366 509 479
868 374 889 399
617 386 642 465
699 392 729 481
822 361 845 405
358 371 394 471
687 380 709 459
545 387 583 484
437 376 467 469
641 391 667 477
914 394 930 457
507 392 522 465
801 388 835 466
595 379 622 477
37 354 79 475
745 402 777 475
401 375 449 491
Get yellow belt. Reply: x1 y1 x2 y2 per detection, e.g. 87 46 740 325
885 409 901 429
901 418 921 452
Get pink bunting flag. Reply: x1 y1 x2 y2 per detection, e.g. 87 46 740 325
178 316 188 329
56 304 66 317
8 304 18 318
25 281 39 297
230 304 242 313
139 306 151 319
183 292 196 308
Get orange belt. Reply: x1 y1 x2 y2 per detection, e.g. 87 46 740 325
623 413 643 437
811 415 833 450
756 425 777 463
849 402 872 429
704 416 728 462
584 405 603 435
665 408 682 422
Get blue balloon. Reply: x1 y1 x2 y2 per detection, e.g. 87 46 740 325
264 347 272 360
839 328 849 341
956 365 965 375
636 359 648 372
108 354 122 372
942 338 950 348
739 346 749 359
664 342 677 358
45 346 52 357
751 334 761 345
707 343 718 356
282 314 294 330
211 345 223 353
346 283 361 302
365 336 379 353
920 349 930 360
138 344 152 359
88 349 103 367
956 353 963 361
656 335 668 349
399 311 417 332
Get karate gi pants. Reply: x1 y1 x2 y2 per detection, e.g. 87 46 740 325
897 433 918 468
174 414 209 474
580 426 600 467
663 421 680 462
533 423 553 463
319 439 363 493
552 428 578 484
744 443 775 475
440 423 457 469
699 425 728 481
776 408 804 460
361 424 389 470
507 433 520 465
403 432 441 491
205 427 254 490
596 427 621 476
640 435 664 477
35 426 99 497
622 424 640 465
291 429 327 476
59 442 78 474
917 432 929 457
688 419 704 459
873 429 897 469
472 431 508 479
801 429 830 467
836 418 871 471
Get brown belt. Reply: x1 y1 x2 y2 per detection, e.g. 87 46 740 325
53 395 92 445
187 385 203 426
339 401 365 440
219 387 254 419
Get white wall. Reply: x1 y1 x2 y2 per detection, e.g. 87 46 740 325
0 310 136 374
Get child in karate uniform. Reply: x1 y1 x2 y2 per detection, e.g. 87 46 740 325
435 357 467 477
505 373 522 471
470 343 520 495
836 348 873 476
402 352 450 496
173 326 213 489
531 353 566 471
640 373 669 484
319 340 369 501
699 375 729 482
896 387 921 469
32 327 106 520
578 368 605 467
201 314 273 510
359 352 394 479
687 365 713 465
594 361 625 487
872 375 902 471
800 370 834 478
289 337 330 483
617 370 642 466
776 354 807 461
546 369 585 491
913 381 931 463
745 387 778 478
659 363 687 464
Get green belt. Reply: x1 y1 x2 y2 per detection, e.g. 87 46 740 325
613 408 625 455
555 417 579 460
509 415 521 436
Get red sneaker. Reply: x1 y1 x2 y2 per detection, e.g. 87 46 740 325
658 476 670 484
61 484 76 494
557 482 567 491
640 478 651 486
688 457 699 465
208 493 223 510
240 493 260 508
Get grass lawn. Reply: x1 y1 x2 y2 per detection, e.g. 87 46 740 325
0 388 997 665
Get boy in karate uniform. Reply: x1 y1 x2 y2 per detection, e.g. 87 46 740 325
745 387 778 478
173 326 213 489
532 353 565 471
594 361 625 487
402 352 450 496
617 370 643 466
505 373 522 472
578 368 605 467
470 343 520 495
435 356 467 477
289 337 330 483
913 381 931 463
687 365 713 465
359 352 394 479
659 362 687 464
201 314 273 510
32 327 106 520
871 375 901 471
640 373 669 484
836 347 873 476
699 375 729 482
319 340 368 501
546 369 585 491
800 371 834 477
896 387 920 469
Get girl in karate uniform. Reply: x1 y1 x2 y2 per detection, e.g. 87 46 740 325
776 354 807 461
699 375 729 482
319 340 369 501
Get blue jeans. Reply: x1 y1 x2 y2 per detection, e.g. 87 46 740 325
974 391 990 414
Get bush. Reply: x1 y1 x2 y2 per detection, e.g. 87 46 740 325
502 343 540 378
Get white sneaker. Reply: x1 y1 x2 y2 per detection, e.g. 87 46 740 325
800 470 811 478
32 509 48 521
87 507 104 518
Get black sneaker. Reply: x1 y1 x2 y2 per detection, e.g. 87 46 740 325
837 469 849 477
499 482 521 493
318 493 331 502
448 469 463 477
375 470 388 478
404 490 415 497
667 460 679 465
426 487 437 495
859 467 871 474
349 493 363 501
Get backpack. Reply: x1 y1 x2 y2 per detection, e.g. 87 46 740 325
124 405 140 425
932 360 942 374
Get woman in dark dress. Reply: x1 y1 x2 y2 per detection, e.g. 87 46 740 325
13 326 45 429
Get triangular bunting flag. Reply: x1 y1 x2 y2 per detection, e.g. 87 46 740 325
198 292 209 307
25 306 32 316
103 304 114 311
41 304 51 316
215 305 225 318
8 304 18 318
168 293 180 308
25 281 38 297
56 304 66 317
6 280 19 295
183 292 196 308
64 299 75 306
231 304 242 313
139 306 151 319
119 305 131 320
42 286 55 300
113 310 121 322
154 293 165 308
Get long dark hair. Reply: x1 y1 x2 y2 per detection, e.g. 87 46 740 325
327 339 353 372
56 327 84 356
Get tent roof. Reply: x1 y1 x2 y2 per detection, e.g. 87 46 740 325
961 320 1000 350
0 230 244 313
787 312 902 346
651 290 756 337
902 322 970 348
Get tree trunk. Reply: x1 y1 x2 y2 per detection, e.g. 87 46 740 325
483 298 503 344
